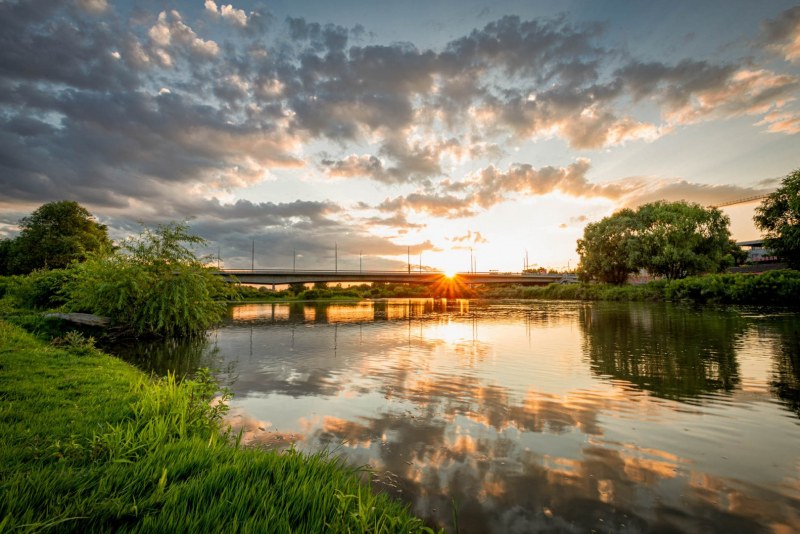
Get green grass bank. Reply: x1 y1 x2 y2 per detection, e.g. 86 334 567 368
0 321 437 533
479 269 800 306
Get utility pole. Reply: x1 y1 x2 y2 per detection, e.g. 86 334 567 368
217 245 220 270
407 246 410 274
293 248 296 272
251 239 255 271
419 252 422 273
335 242 338 272
360 250 362 273
470 247 473 273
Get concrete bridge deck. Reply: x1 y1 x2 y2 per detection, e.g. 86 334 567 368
218 269 575 286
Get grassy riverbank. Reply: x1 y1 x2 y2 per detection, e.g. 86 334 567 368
0 321 437 533
479 270 800 306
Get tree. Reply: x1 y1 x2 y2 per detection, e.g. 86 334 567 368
3 201 112 274
634 201 733 280
64 222 236 337
576 208 639 284
576 201 735 283
754 168 800 269
288 282 307 294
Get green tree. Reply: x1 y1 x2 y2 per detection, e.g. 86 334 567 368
3 201 112 274
288 282 307 294
577 201 735 283
65 222 236 337
634 201 733 280
576 208 639 284
754 168 800 269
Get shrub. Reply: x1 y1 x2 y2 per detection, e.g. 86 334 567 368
64 222 238 337
6 268 73 309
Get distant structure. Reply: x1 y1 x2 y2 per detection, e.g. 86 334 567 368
710 194 770 208
737 240 777 264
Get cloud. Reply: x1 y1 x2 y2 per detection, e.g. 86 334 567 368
614 178 773 208
757 110 800 134
320 137 460 185
616 60 798 126
147 10 220 65
76 0 109 14
376 159 616 218
205 1 249 27
0 1 139 90
1 4 798 267
449 231 488 244
761 6 800 63
559 215 589 229
374 158 773 221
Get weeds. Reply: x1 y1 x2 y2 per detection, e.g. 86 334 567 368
51 330 97 355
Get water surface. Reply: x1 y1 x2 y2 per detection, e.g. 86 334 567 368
116 300 800 533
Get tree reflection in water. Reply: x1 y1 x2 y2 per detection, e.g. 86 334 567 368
104 334 222 378
579 302 744 400
770 316 800 416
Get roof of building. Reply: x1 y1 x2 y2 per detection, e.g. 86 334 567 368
737 239 765 247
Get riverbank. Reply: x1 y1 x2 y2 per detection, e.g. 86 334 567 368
478 269 800 306
0 321 437 532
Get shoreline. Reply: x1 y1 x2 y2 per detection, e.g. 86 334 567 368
0 320 438 532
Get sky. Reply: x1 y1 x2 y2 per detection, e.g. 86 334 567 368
0 0 799 272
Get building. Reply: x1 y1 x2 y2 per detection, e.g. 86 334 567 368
737 240 777 263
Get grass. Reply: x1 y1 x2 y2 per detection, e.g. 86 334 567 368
0 321 439 533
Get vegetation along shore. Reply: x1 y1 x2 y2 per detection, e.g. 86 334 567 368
0 320 439 533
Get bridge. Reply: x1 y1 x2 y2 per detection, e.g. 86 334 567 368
217 269 576 286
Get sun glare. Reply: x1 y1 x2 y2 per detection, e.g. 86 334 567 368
444 268 457 278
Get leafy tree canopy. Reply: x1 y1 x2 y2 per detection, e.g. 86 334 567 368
754 168 800 269
577 201 735 283
634 201 733 280
576 208 639 284
2 200 112 274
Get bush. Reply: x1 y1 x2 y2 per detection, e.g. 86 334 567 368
479 271 800 306
665 270 800 305
64 222 238 337
6 269 73 309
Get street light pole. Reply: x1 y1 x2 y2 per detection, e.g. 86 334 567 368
251 239 254 271
293 248 296 272
335 242 338 272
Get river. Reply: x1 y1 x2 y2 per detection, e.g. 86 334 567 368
113 299 800 533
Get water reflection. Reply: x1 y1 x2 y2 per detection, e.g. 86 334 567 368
105 334 221 377
229 299 470 325
580 303 743 400
770 317 800 416
115 300 800 533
